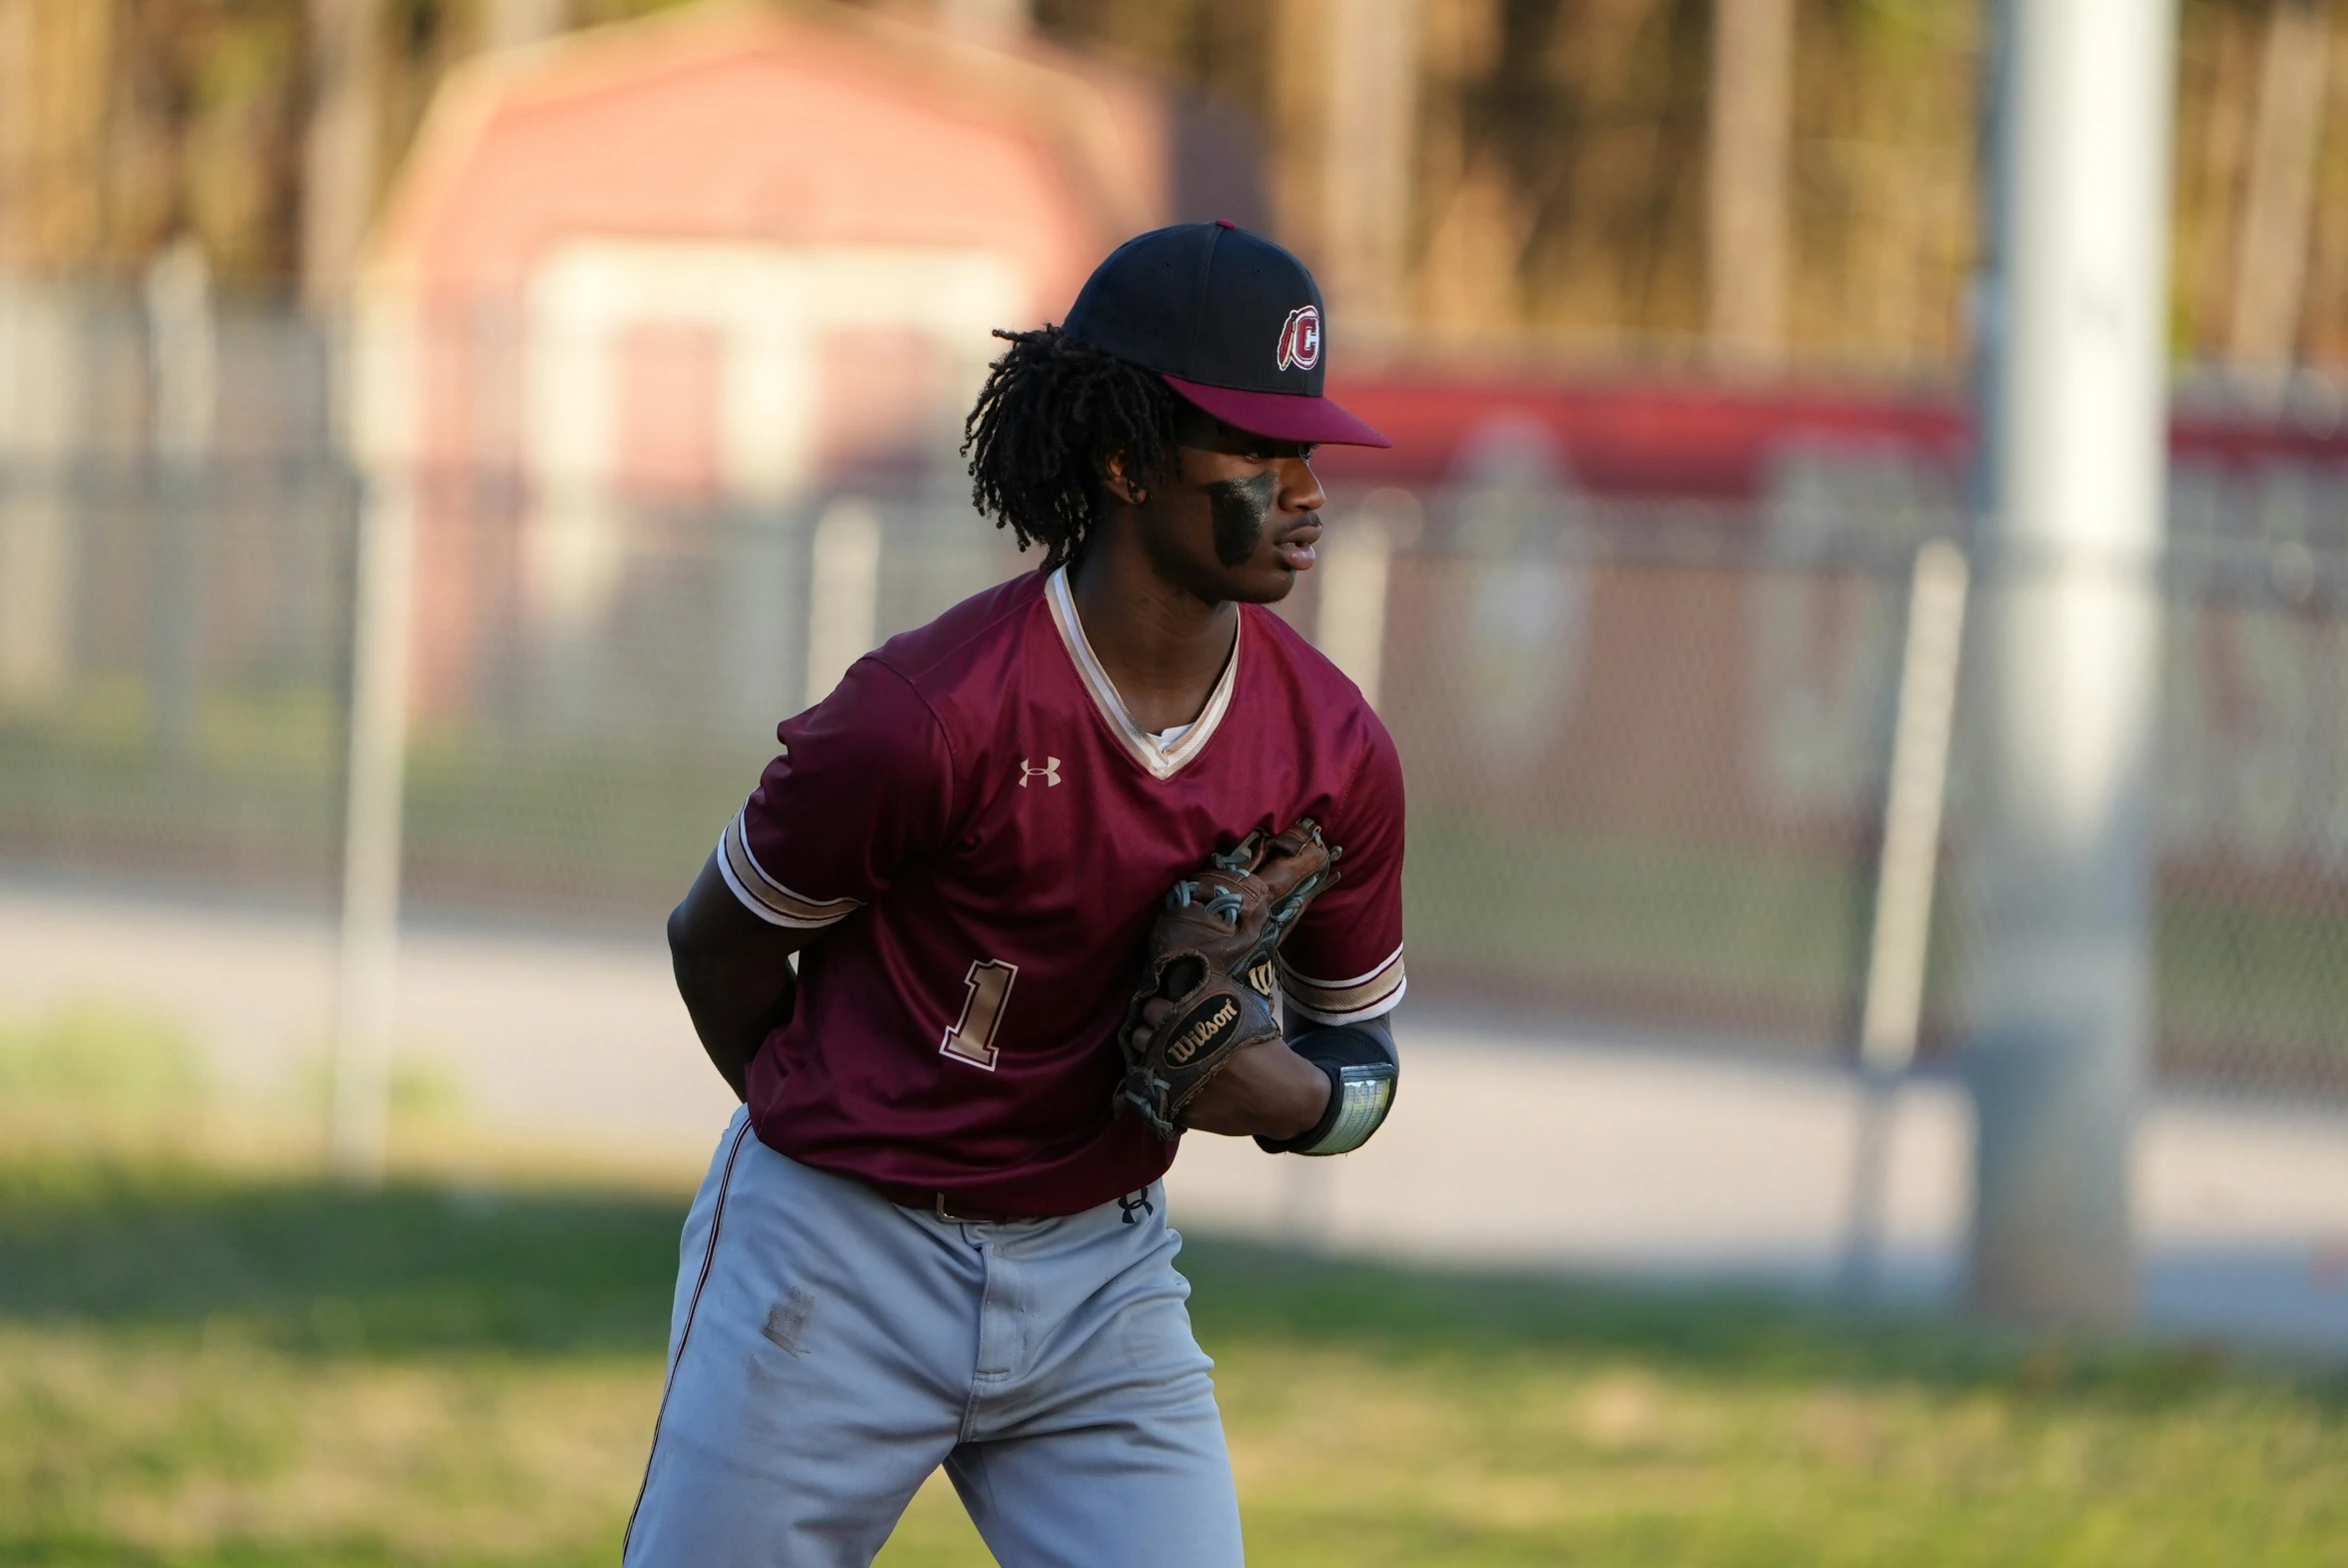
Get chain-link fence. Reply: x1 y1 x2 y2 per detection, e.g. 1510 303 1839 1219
3 291 2346 1104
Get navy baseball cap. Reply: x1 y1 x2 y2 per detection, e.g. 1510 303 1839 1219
1063 221 1391 449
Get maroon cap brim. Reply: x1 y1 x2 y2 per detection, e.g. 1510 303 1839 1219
1162 375 1392 449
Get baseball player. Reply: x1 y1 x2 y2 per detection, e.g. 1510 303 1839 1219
627 221 1407 1567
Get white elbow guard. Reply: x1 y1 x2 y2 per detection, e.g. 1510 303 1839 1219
1255 1027 1397 1156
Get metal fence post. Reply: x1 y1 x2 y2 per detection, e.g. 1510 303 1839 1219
329 299 418 1181
0 281 75 706
1315 506 1394 711
330 463 413 1180
805 497 881 711
146 242 215 759
1843 538 1969 1303
1962 0 2178 1326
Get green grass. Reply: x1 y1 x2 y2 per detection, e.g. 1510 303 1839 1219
0 1004 209 1105
0 1113 2343 1566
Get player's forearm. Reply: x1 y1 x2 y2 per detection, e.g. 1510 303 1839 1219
668 848 810 1100
671 945 795 1101
1252 1012 1399 1155
1180 1039 1332 1138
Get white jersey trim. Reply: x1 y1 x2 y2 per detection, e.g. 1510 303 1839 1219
1278 944 1407 1025
1283 975 1407 1027
717 810 865 929
1044 566 1237 782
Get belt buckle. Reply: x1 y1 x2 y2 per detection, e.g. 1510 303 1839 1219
934 1191 953 1222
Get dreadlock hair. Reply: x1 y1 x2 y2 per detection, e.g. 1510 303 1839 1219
963 324 1183 572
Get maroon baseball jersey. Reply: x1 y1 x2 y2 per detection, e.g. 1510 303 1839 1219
716 565 1406 1216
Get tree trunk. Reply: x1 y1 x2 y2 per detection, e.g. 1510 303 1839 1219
0 0 30 272
1706 0 1796 366
303 0 383 307
0 0 113 276
485 0 573 52
1320 0 1422 334
2229 0 2330 378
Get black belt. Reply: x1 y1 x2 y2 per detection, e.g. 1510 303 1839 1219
868 1182 1156 1225
870 1182 1033 1223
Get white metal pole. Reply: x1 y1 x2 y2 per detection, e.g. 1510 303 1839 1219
330 468 414 1180
1963 0 2178 1326
146 242 216 760
1314 512 1393 711
0 280 75 706
330 298 419 1181
805 498 881 711
1860 539 1971 1076
1279 493 1406 1251
1843 537 1969 1302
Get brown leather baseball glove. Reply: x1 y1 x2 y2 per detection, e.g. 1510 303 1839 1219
1115 820 1341 1140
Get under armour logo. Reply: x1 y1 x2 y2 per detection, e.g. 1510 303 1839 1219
1020 757 1062 788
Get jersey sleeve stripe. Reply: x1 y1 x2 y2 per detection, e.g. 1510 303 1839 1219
1277 946 1406 1022
1284 973 1407 1026
718 812 864 929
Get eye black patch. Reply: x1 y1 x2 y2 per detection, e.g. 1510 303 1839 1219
1204 472 1276 568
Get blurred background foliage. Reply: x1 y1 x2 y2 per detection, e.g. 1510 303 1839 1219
2 0 2345 374
0 1000 206 1102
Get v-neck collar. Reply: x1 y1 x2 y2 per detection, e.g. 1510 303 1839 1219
1043 566 1238 781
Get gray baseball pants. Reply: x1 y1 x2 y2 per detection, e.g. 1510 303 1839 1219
622 1107 1246 1567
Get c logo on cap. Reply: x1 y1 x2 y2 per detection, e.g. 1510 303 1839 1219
1275 306 1321 372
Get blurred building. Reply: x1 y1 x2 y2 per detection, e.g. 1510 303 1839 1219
355 0 1263 713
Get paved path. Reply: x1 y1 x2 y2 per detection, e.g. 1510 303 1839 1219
5 878 2345 1350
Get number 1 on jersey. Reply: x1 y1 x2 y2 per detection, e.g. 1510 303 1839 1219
939 958 1019 1070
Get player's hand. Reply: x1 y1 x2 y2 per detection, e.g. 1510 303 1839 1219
1130 998 1330 1138
1116 822 1341 1139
